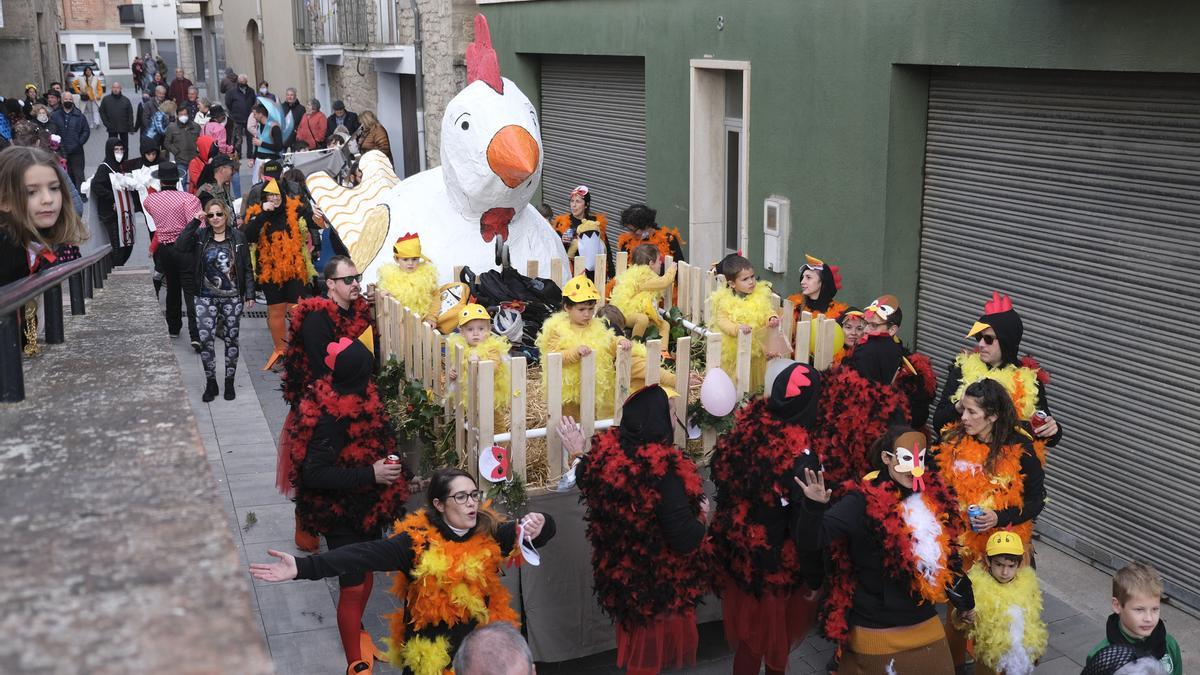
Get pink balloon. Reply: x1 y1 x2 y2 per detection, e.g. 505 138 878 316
700 368 737 417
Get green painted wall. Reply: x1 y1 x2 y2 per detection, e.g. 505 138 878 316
481 0 1200 340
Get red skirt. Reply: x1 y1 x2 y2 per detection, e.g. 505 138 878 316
722 579 818 670
616 608 698 675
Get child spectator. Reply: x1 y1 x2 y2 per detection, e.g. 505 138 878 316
959 531 1047 675
1088 562 1182 675
596 305 698 393
376 232 440 324
447 303 511 414
535 275 630 418
706 253 780 393
609 243 676 339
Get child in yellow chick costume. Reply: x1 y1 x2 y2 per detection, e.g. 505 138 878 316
609 243 677 340
536 275 630 419
446 304 511 419
956 532 1047 675
707 254 781 393
377 232 440 324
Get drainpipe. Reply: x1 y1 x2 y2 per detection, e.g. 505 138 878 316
407 0 427 170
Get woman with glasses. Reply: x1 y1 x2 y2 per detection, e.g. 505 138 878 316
174 199 254 401
251 466 554 675
930 292 1061 446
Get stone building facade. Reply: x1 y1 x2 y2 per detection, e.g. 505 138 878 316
0 0 61 94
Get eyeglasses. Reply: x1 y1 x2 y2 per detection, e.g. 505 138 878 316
978 334 997 346
330 274 362 285
204 212 224 220
448 490 484 505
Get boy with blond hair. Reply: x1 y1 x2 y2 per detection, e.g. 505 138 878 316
1087 562 1182 675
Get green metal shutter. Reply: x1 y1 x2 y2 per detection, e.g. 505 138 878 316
915 67 1200 608
539 56 647 250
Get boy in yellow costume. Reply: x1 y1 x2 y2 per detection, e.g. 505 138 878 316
447 303 511 416
609 243 677 340
956 532 1047 675
536 275 630 419
707 254 780 393
377 232 440 323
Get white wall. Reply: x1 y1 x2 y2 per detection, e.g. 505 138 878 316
143 0 180 40
59 31 136 76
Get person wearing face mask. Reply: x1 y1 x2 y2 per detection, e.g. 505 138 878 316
28 104 52 136
163 106 200 192
932 378 1045 668
794 426 975 674
931 292 1061 446
251 465 554 675
48 91 90 191
88 138 136 265
99 81 134 147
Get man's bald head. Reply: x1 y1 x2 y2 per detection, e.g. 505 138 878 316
452 624 534 675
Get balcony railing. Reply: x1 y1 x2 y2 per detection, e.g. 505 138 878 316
118 3 145 25
293 0 402 49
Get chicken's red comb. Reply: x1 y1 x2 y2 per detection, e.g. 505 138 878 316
466 14 504 94
324 337 355 371
984 291 1013 315
830 264 843 290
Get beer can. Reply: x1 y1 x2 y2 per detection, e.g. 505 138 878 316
384 454 402 465
1030 410 1049 430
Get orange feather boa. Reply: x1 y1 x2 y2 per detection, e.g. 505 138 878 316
245 197 308 285
935 429 1031 566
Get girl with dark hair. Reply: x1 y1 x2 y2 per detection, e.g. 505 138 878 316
250 466 554 675
552 185 611 270
0 146 87 286
615 203 685 263
786 253 848 323
568 385 712 675
706 253 782 393
794 426 975 673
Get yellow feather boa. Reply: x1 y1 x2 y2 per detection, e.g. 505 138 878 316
535 311 616 415
377 262 440 320
707 283 776 393
966 565 1048 675
610 265 664 320
447 333 512 408
952 353 1039 420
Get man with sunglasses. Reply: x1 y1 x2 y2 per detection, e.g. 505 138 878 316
277 255 375 553
931 292 1062 446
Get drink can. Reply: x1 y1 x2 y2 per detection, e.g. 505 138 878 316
1030 410 1049 430
384 454 401 465
967 504 983 532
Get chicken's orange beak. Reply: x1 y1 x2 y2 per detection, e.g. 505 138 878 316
487 125 539 188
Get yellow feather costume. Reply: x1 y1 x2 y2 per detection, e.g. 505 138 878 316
610 265 664 322
535 311 617 416
446 333 512 409
952 352 1040 421
965 564 1047 675
707 282 777 393
377 262 440 321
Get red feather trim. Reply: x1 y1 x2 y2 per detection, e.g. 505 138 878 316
576 431 713 628
281 296 373 407
809 366 909 490
1020 354 1050 385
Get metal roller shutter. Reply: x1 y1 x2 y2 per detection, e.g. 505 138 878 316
540 56 647 251
915 68 1200 607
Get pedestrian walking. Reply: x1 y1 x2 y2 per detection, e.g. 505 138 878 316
48 92 90 191
168 68 193 107
71 66 104 129
143 161 203 347
297 99 327 150
99 81 135 147
224 74 255 163
132 57 145 93
89 138 136 265
326 100 360 138
163 105 201 192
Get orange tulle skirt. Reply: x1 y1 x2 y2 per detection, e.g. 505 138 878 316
616 608 699 675
722 580 818 670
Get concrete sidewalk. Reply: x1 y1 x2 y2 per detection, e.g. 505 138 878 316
173 304 1197 674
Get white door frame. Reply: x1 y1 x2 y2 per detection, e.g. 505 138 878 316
689 59 751 267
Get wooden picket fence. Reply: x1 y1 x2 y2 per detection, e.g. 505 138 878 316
375 252 842 490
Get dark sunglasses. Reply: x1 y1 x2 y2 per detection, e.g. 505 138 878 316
330 273 362 285
978 334 997 346
204 212 224 220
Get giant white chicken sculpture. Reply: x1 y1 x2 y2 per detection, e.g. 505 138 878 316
306 14 568 285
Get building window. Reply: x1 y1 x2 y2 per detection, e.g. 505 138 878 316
108 43 130 70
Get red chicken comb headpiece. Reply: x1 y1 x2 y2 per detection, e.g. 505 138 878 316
984 291 1013 315
466 14 504 95
324 337 355 371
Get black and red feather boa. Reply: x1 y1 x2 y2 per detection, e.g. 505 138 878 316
281 296 373 407
576 430 713 629
810 365 910 490
283 377 409 533
819 475 963 657
710 398 816 597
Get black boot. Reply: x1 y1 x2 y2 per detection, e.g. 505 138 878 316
224 377 236 400
202 378 219 402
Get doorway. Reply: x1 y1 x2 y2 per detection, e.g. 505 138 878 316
689 61 750 267
247 20 264 86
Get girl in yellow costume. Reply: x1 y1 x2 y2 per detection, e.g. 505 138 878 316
707 254 781 393
376 232 440 323
609 243 677 339
535 275 630 419
446 304 511 424
250 468 556 675
956 532 1047 675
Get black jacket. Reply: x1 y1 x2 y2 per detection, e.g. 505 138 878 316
90 138 125 227
99 92 135 133
224 85 255 124
173 218 255 299
281 100 305 149
326 111 360 138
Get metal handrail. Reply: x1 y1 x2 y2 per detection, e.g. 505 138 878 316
1 244 113 403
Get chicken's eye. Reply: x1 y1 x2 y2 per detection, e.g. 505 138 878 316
460 120 470 130
455 112 472 131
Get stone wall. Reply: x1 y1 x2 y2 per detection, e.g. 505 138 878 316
0 0 60 94
328 55 380 114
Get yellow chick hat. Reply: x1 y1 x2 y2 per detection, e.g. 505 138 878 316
986 531 1025 558
576 219 600 235
563 274 600 303
262 178 281 195
393 232 429 261
458 303 491 328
